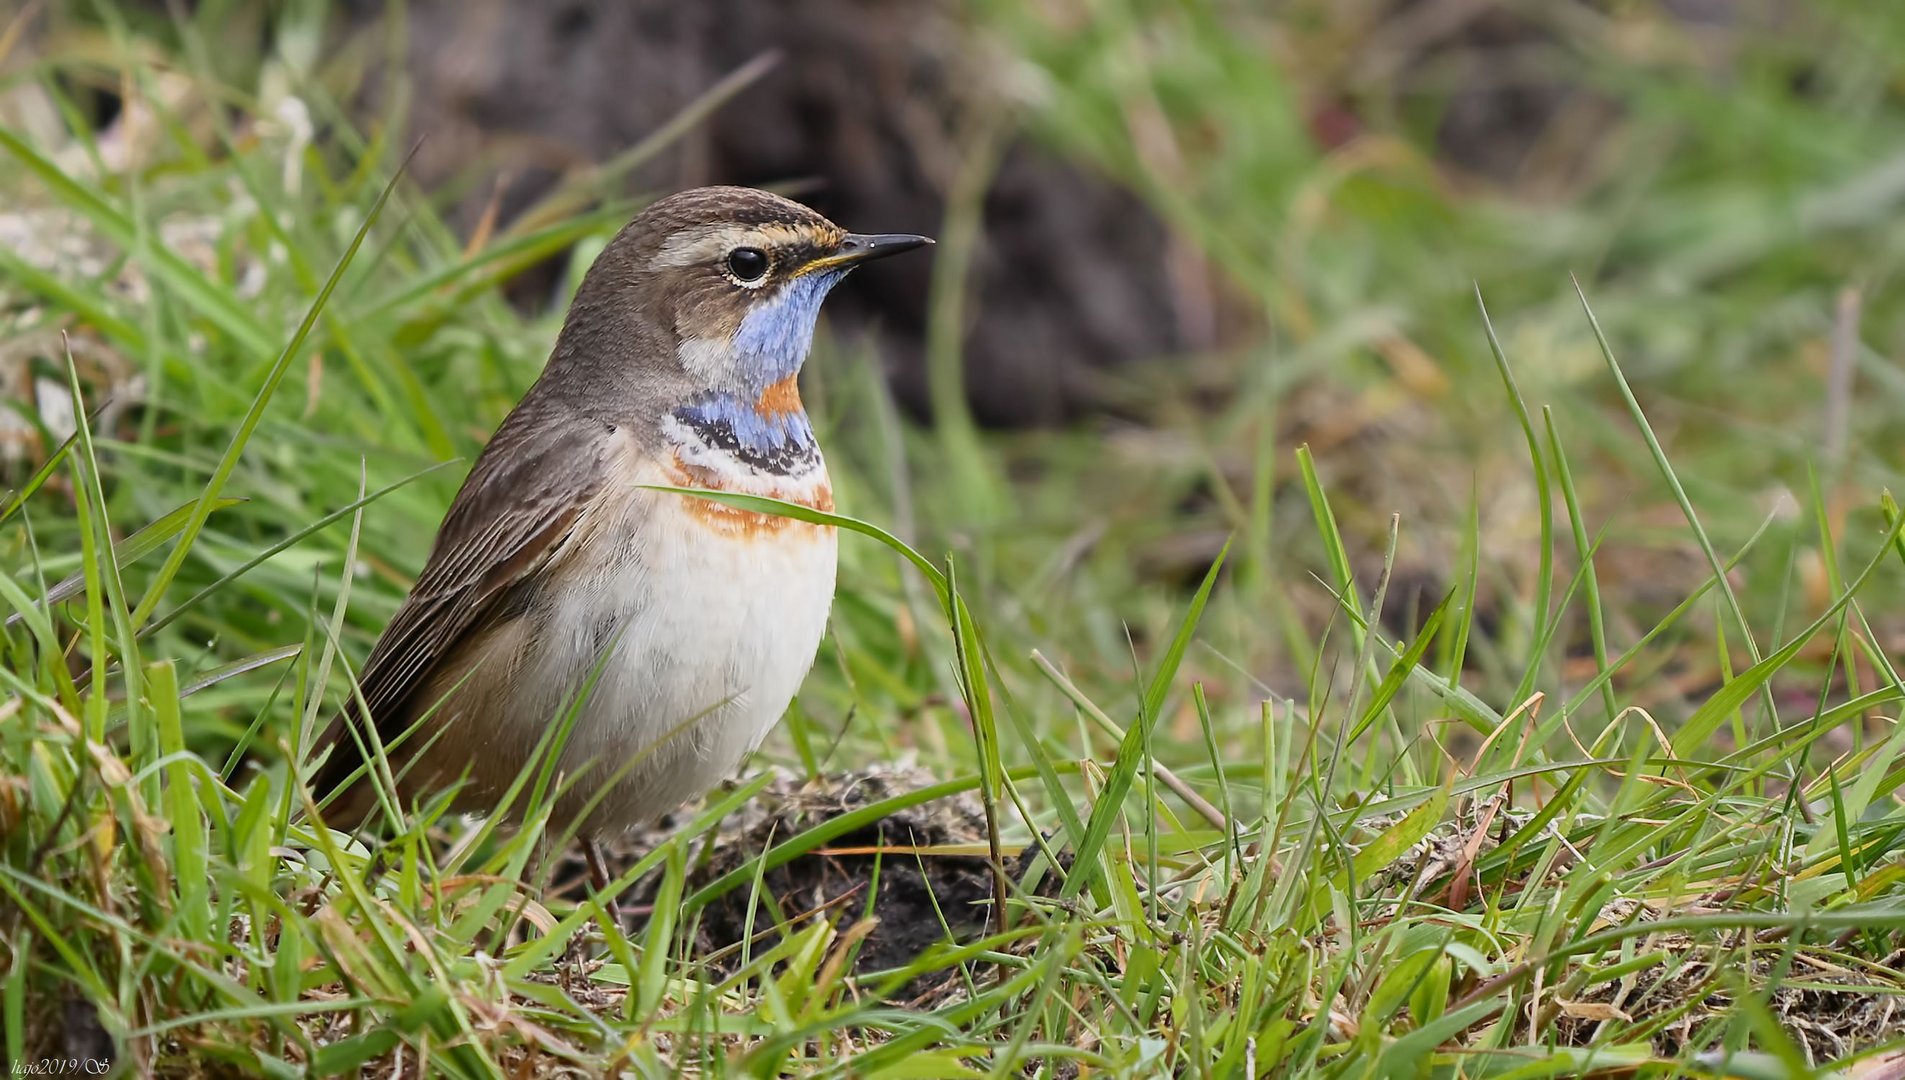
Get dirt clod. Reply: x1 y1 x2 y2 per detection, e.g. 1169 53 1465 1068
565 768 1002 1001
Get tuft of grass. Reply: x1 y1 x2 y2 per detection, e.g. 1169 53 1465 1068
5 2 1905 1076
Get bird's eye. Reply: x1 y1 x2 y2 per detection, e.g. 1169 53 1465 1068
726 247 769 282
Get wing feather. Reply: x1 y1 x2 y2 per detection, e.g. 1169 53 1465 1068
310 408 611 803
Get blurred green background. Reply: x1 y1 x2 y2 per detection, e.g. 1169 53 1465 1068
6 1 1905 1069
5 0 1900 744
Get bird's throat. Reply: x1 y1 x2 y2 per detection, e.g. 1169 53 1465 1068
666 381 820 477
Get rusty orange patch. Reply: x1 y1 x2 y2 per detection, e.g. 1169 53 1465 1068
664 454 835 539
754 374 804 416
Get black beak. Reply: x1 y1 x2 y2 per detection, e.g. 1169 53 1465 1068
826 232 935 268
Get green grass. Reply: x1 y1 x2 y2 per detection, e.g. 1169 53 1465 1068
6 2 1905 1076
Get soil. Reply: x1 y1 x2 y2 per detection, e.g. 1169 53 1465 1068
1551 934 1905 1065
553 767 1008 1002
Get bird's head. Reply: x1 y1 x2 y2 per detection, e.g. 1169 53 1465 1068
558 187 930 410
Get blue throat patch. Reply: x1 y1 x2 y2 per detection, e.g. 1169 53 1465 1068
730 268 847 394
671 267 846 474
673 394 818 475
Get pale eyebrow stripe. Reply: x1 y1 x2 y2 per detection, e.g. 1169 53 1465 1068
649 222 844 271
650 225 752 270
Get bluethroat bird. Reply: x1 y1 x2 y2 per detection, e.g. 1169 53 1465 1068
311 186 932 911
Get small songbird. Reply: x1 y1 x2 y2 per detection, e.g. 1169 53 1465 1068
311 186 931 903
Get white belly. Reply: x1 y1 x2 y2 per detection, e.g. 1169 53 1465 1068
419 457 838 836
547 487 837 831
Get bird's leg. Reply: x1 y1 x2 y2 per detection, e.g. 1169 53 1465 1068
582 837 627 931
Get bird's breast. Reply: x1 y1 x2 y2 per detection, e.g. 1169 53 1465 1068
498 441 838 829
659 447 836 539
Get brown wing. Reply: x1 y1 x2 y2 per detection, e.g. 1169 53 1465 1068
310 406 610 807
